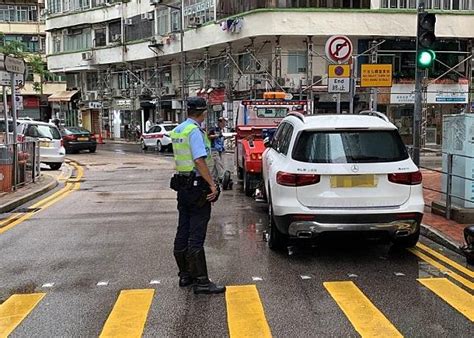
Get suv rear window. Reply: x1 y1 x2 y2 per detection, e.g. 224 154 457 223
26 124 61 140
293 130 409 163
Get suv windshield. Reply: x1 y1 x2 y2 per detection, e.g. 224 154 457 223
293 130 409 163
163 125 177 131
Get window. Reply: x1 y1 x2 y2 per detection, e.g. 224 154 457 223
156 9 170 36
293 130 409 163
64 28 92 52
279 124 294 156
171 10 181 32
109 21 121 43
86 72 99 91
288 51 307 74
94 27 106 47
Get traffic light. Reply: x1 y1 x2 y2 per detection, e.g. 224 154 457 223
417 12 436 69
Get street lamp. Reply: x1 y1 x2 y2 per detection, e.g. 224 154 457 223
151 0 186 122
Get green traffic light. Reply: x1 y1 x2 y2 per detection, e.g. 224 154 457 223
418 50 436 69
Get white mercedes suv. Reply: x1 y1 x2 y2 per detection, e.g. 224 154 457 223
262 112 424 250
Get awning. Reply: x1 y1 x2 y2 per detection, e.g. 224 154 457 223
48 90 79 102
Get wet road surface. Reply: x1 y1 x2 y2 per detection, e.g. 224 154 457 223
0 144 472 337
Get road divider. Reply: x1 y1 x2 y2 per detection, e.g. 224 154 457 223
226 285 272 338
324 281 402 337
418 278 474 322
0 162 83 235
408 247 474 290
100 289 155 338
0 293 46 337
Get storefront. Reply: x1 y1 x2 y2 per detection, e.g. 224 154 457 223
80 101 102 134
111 98 141 139
47 90 80 126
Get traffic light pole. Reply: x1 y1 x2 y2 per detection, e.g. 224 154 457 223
412 3 425 166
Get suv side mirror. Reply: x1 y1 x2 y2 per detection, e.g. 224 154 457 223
263 137 272 148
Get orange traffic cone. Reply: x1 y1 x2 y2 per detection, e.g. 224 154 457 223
96 133 104 144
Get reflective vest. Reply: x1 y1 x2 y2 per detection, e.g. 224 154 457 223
171 123 213 173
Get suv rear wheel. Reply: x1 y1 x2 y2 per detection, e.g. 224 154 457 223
268 195 288 251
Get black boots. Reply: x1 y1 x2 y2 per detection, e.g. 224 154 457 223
173 249 193 287
187 248 226 295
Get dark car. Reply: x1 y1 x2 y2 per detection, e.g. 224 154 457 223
60 127 97 153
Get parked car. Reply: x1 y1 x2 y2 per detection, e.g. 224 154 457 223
140 123 178 152
17 120 65 170
262 111 424 250
60 126 97 154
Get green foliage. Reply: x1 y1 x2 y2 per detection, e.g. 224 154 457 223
0 39 27 58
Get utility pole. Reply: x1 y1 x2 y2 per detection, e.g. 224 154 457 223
180 0 186 122
369 40 378 111
306 36 314 114
466 40 473 114
413 2 426 166
225 43 234 129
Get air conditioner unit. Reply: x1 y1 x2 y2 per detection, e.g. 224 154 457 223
81 52 93 61
31 36 39 42
125 18 133 25
150 0 162 5
188 16 202 28
141 13 147 20
147 12 154 20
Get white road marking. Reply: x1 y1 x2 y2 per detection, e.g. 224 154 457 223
97 281 109 286
300 275 312 280
149 280 161 285
252 277 263 281
41 283 55 288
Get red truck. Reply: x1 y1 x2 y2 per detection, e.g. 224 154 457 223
235 92 307 196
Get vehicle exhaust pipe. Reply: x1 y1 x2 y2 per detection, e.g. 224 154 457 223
297 231 313 239
395 230 410 237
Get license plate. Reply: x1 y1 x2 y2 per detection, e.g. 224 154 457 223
77 137 88 141
39 141 51 148
330 175 377 188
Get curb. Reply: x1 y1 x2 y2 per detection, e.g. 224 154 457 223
421 223 464 255
0 175 58 214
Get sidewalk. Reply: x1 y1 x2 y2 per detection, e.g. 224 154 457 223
0 174 58 214
421 168 468 254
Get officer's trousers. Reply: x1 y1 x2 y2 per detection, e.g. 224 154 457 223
174 185 211 252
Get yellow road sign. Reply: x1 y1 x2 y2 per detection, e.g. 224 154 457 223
361 64 393 87
328 64 350 78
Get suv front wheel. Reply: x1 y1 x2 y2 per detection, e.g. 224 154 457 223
268 195 288 251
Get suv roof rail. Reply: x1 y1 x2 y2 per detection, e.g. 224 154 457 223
359 110 390 123
287 111 305 122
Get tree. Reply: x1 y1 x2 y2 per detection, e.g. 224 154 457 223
27 54 52 95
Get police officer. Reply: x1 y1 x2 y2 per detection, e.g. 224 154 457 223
170 97 226 295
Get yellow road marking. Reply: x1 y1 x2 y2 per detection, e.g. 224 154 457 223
416 243 474 278
226 285 272 338
0 293 46 337
409 248 474 290
100 289 155 338
0 162 83 235
418 278 474 322
324 281 402 338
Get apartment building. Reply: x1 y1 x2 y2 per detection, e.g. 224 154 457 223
45 0 473 143
1 0 66 121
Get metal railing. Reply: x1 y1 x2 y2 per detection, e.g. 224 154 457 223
0 141 40 191
409 146 474 220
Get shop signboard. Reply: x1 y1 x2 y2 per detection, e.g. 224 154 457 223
391 83 469 104
112 98 139 110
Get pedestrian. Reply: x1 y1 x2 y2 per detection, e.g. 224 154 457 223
169 97 225 295
208 117 227 183
145 116 152 133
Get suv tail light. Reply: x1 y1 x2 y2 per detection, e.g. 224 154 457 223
60 139 64 147
250 153 262 160
63 134 76 141
388 171 422 185
276 171 321 187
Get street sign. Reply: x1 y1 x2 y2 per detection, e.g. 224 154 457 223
328 78 350 93
325 36 353 63
15 95 23 110
4 56 25 74
360 64 393 87
0 53 5 71
0 72 25 87
328 64 350 78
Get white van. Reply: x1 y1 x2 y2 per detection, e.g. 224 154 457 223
17 120 65 170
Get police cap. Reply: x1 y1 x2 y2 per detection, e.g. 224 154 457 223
187 97 207 111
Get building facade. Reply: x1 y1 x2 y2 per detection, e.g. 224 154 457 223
1 0 66 121
45 0 473 144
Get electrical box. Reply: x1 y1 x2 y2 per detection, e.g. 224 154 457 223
442 113 474 208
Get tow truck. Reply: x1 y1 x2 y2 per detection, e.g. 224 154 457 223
235 92 307 196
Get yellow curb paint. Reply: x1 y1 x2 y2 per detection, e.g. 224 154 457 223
0 293 46 337
418 278 474 322
324 281 402 338
100 289 155 338
226 285 272 338
417 243 474 278
409 248 474 290
0 162 83 235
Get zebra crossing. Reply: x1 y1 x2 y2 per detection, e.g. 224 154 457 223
0 276 472 337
